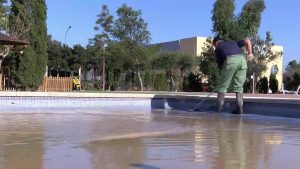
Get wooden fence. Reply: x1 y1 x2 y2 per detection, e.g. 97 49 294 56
38 77 73 92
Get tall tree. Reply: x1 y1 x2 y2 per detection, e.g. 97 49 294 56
202 0 281 93
238 0 265 38
212 0 235 40
247 32 283 79
91 4 113 91
151 52 178 91
10 0 47 90
47 35 63 76
69 44 87 72
112 4 151 91
0 0 29 59
199 38 220 91
212 0 265 40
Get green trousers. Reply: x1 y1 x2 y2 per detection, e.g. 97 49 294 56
216 54 247 93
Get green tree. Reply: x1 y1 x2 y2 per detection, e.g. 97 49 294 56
183 73 202 92
257 76 268 94
177 53 195 91
151 52 194 92
153 73 168 91
106 41 125 89
269 74 278 93
238 0 265 38
107 70 114 90
293 73 300 89
212 0 265 40
112 4 151 91
0 0 29 61
284 60 300 90
151 52 178 91
10 0 47 90
199 38 220 91
247 32 283 80
47 35 64 76
69 44 87 72
0 0 9 31
206 0 281 93
212 0 235 40
143 70 151 90
91 4 113 91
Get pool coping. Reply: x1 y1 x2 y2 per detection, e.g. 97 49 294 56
0 91 300 117
0 91 299 102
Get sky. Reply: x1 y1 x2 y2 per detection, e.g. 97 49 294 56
46 0 300 67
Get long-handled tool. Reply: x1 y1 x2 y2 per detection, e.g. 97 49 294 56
190 89 216 111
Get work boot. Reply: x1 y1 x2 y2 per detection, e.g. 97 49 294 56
217 92 225 113
232 93 243 114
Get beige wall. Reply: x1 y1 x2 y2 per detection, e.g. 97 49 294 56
179 37 208 56
179 37 197 56
260 45 284 90
158 37 284 91
196 37 208 56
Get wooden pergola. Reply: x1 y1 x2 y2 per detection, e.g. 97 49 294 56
0 33 28 45
0 33 28 90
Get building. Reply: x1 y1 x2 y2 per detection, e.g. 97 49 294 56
155 36 284 91
261 45 284 90
156 37 207 56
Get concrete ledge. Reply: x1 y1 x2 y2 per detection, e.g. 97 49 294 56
0 91 300 118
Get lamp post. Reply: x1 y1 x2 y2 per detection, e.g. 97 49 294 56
251 72 255 94
64 26 71 45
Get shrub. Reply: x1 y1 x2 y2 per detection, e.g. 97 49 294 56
269 74 278 93
153 73 168 91
183 73 202 92
257 77 268 94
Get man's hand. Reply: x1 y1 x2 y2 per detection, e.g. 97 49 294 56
246 53 254 61
244 38 253 59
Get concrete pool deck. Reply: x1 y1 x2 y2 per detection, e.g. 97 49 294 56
0 91 299 117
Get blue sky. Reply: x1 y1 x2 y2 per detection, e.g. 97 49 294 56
46 0 299 67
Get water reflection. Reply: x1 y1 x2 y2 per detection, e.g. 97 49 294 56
208 117 272 169
0 111 299 169
85 139 146 169
0 114 45 169
150 112 281 169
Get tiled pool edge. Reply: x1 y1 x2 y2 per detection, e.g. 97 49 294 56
0 92 300 118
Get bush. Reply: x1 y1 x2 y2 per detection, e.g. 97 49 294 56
143 70 151 90
183 73 202 92
257 77 268 94
269 74 278 93
125 71 135 90
153 73 168 91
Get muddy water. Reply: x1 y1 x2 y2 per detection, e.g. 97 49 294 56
1 110 300 169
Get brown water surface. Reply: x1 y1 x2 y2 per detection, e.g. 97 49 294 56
1 110 300 169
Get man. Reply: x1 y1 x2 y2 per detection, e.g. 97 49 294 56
213 36 253 114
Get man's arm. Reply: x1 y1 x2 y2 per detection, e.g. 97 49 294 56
244 38 255 61
244 38 253 55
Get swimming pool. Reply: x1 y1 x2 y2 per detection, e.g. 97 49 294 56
1 109 300 169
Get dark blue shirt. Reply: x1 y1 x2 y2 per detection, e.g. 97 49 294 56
214 40 245 69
